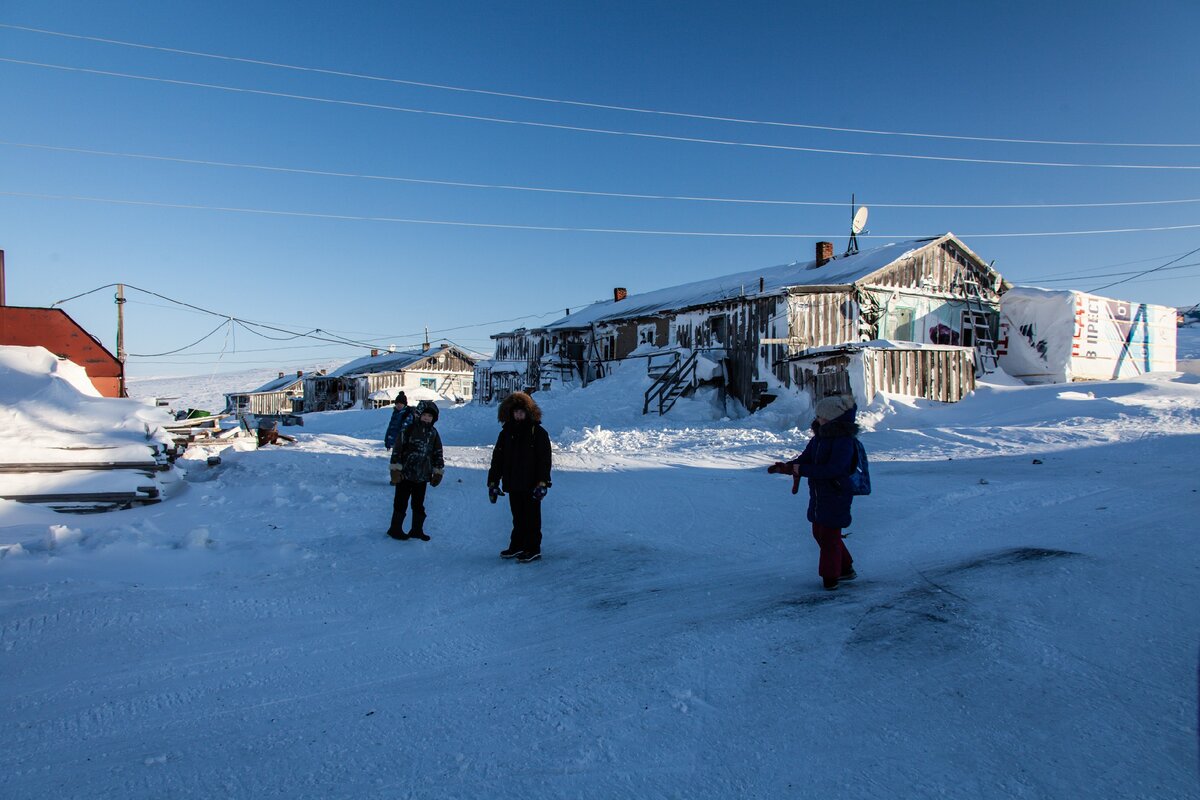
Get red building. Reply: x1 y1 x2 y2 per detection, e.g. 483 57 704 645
0 251 125 397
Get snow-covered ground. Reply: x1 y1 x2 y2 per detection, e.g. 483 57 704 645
2 357 1198 798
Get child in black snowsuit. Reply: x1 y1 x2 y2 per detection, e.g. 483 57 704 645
387 400 444 541
487 392 552 562
769 394 861 590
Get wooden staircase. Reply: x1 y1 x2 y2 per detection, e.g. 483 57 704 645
643 350 700 415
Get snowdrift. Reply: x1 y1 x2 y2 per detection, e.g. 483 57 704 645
0 346 181 511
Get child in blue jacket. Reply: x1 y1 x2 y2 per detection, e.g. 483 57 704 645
383 392 414 450
769 394 860 590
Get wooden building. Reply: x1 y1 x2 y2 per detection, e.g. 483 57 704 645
475 234 1008 410
0 306 125 397
225 370 310 416
303 344 477 412
0 252 125 397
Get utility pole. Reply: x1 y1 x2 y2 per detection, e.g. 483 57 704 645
115 283 127 396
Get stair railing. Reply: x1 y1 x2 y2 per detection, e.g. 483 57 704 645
643 349 700 415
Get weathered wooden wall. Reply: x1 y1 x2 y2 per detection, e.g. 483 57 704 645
786 290 859 349
865 347 975 401
790 346 976 405
865 240 1002 300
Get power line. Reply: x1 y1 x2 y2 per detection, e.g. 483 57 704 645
1027 260 1200 283
52 281 386 349
3 22 1197 149
5 57 1200 171
8 189 1200 238
126 317 231 357
52 279 593 358
1014 250 1194 281
6 140 1200 210
55 277 588 343
1089 246 1200 293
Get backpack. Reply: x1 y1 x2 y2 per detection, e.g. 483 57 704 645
847 439 871 496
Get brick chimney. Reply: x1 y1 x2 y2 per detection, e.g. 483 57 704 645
613 287 628 302
371 348 380 357
0 249 5 306
815 241 833 267
297 370 303 377
278 372 285 378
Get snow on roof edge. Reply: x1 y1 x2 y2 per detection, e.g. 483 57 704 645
494 236 954 335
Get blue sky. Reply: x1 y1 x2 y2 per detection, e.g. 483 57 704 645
2 1 1197 377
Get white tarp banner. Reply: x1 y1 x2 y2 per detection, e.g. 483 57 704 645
999 287 1176 383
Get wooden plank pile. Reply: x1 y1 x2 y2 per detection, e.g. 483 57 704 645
0 445 173 513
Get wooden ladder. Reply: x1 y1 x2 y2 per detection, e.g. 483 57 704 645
956 272 999 376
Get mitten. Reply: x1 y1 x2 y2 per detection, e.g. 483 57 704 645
767 461 788 474
430 469 444 487
488 483 503 503
532 483 548 501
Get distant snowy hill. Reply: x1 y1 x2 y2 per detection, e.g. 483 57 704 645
1177 324 1200 359
127 362 341 414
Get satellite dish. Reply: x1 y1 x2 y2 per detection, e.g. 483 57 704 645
851 206 869 235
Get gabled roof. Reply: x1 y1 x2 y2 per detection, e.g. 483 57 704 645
324 344 476 378
242 374 305 394
0 306 122 375
515 235 983 334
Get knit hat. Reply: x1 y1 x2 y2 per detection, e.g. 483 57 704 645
395 391 408 405
815 394 854 421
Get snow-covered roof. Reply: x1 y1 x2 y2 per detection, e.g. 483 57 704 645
326 349 433 378
523 236 951 334
477 360 525 374
325 345 477 378
238 373 304 395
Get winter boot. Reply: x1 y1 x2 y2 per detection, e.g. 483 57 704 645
516 551 541 563
388 529 410 541
500 547 522 559
823 577 839 591
839 569 857 582
409 530 431 541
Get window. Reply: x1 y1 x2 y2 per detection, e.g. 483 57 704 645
637 323 657 346
708 316 727 345
420 378 436 389
888 307 914 341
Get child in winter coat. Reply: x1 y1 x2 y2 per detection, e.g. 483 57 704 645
383 392 414 450
769 394 862 590
487 392 552 562
387 400 444 541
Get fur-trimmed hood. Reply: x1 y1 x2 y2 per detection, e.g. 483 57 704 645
812 404 859 438
498 391 542 424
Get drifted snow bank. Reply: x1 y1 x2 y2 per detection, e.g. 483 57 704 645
304 353 818 450
0 346 182 523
